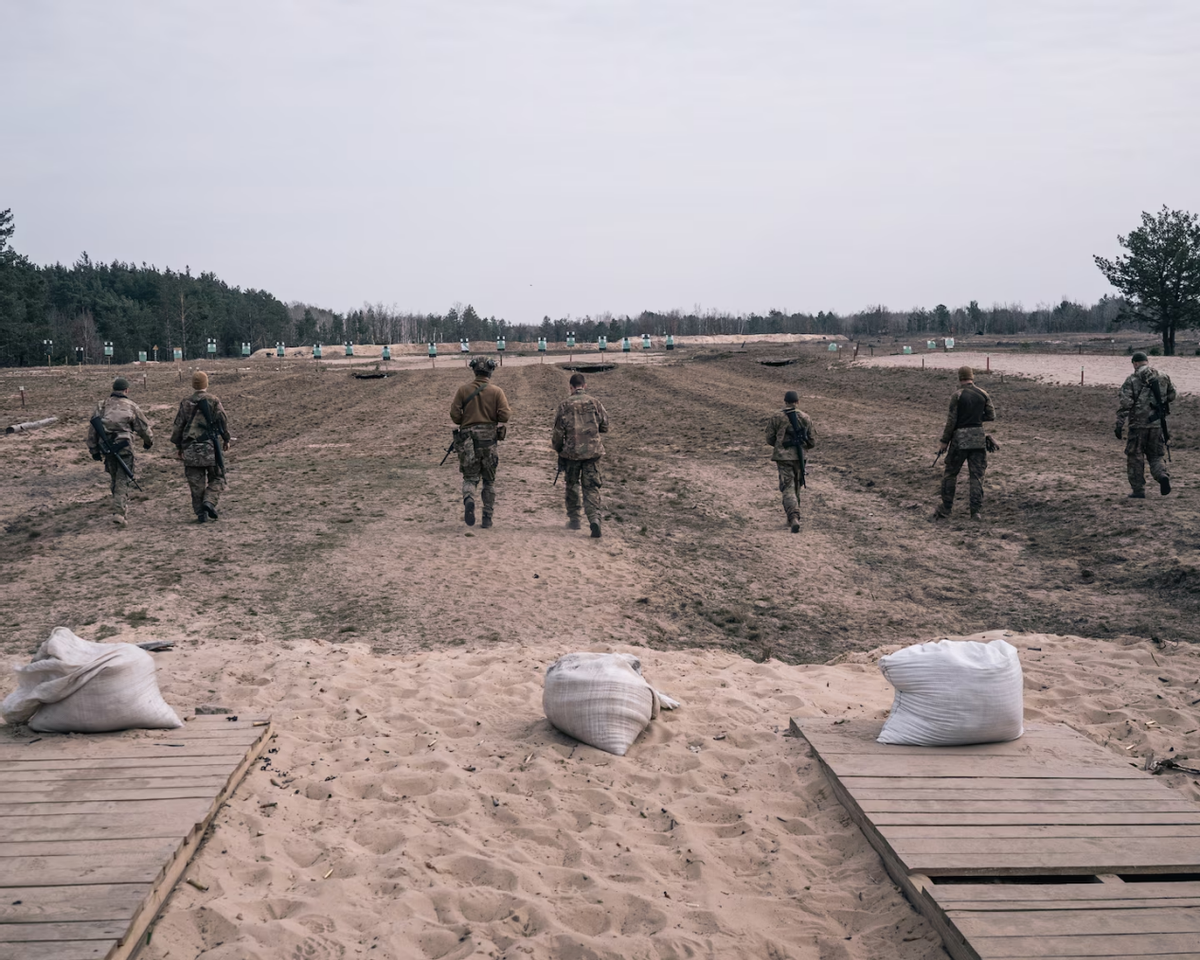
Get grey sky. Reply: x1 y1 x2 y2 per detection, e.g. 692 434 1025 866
5 1 1199 323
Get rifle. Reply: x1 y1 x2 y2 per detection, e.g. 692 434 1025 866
440 431 458 465
933 449 944 467
89 415 142 491
196 397 226 478
554 457 564 485
784 409 807 488
1148 377 1172 461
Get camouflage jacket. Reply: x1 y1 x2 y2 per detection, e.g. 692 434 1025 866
451 377 511 427
940 383 995 445
171 392 230 467
552 390 610 460
765 406 816 462
1117 365 1176 429
87 393 152 456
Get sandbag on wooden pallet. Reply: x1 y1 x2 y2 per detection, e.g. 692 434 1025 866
543 652 679 756
877 637 1023 746
1 626 182 732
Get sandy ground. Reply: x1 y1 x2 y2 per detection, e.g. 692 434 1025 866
859 351 1200 394
11 628 1197 960
3 347 1200 958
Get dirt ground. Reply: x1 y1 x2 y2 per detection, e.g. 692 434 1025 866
3 345 1199 660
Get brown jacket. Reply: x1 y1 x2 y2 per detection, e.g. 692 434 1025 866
87 394 152 456
451 377 511 427
765 406 816 462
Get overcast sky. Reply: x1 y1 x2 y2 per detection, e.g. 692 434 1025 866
5 1 1199 322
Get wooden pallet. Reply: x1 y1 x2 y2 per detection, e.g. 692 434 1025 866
0 714 272 960
793 718 1200 960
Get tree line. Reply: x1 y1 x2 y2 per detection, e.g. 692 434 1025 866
3 206 1198 364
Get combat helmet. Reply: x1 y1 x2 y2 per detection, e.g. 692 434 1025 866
469 357 497 374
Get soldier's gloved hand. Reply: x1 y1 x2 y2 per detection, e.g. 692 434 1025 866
143 438 153 450
1114 422 1124 440
91 451 102 461
221 439 229 451
937 443 948 455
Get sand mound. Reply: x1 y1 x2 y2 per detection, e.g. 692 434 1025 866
117 630 1200 959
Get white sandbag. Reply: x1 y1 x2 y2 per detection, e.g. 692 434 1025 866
543 652 680 756
877 638 1023 746
2 627 182 733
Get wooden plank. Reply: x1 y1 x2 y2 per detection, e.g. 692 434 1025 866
0 782 234 804
0 797 241 817
4 940 114 959
852 786 1172 801
872 811 1200 826
0 763 249 783
0 885 149 923
946 897 1200 912
859 799 1196 813
953 907 1200 936
825 757 1146 778
883 824 1200 839
0 754 249 773
0 799 213 836
930 882 1200 903
793 719 1088 753
0 838 179 858
967 932 1200 956
0 855 165 887
909 853 1200 875
844 776 1174 792
0 745 260 764
0 773 233 791
890 838 1200 859
0 921 131 943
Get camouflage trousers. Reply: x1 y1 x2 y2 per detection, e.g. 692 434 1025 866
185 466 225 515
104 451 136 517
564 457 603 523
457 423 498 518
776 461 805 521
940 447 987 514
1126 425 1169 492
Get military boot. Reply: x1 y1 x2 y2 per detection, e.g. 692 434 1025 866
1160 477 1172 496
464 499 476 526
195 511 207 523
481 515 493 529
113 514 127 527
203 501 219 521
789 515 800 534
589 521 602 538
1128 490 1146 499
567 516 582 530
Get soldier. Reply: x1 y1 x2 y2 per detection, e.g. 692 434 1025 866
552 372 610 538
450 356 511 528
170 370 230 523
1115 351 1175 498
87 376 153 526
764 390 816 533
934 366 996 520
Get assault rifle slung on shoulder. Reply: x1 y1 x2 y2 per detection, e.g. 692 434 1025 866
1148 377 1172 461
89 415 142 491
784 409 807 488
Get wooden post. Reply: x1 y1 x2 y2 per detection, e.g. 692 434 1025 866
19 387 25 408
921 357 925 370
1081 366 1084 385
986 355 990 372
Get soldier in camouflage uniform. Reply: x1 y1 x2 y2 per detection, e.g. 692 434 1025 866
86 377 153 526
170 371 230 523
552 372 610 538
1115 351 1175 498
450 357 511 528
934 366 996 520
764 390 816 533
